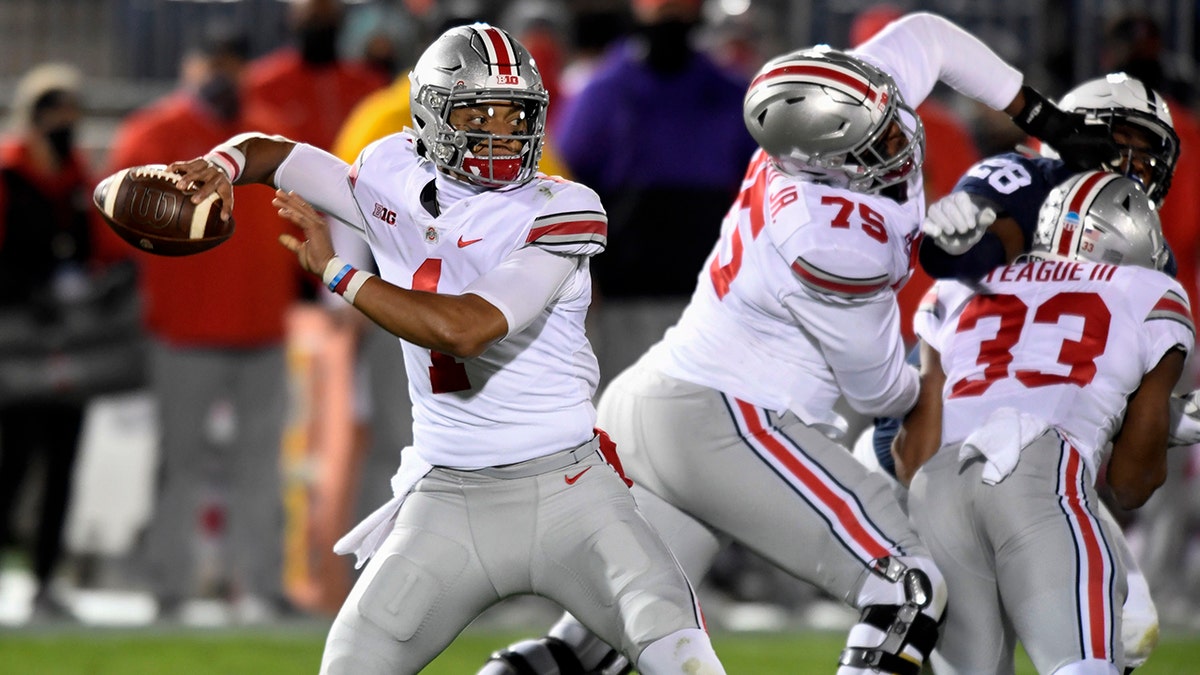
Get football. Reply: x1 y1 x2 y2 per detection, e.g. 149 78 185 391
93 164 234 256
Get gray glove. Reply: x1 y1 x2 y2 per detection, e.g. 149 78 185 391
1168 390 1200 447
921 192 997 256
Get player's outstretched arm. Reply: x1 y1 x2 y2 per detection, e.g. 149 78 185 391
918 212 1028 280
1007 86 1120 171
1108 348 1186 509
891 340 946 486
169 133 297 222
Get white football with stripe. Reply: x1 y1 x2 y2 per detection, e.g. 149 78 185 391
93 164 234 256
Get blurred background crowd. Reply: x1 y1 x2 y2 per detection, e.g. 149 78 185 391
1 0 1199 638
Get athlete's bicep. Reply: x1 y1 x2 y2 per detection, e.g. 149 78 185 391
275 143 368 232
464 246 578 338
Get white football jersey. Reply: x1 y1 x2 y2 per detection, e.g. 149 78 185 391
916 260 1194 476
643 19 1025 436
647 149 923 435
345 132 606 468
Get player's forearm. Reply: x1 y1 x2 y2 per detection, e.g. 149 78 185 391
237 136 296 186
1108 349 1183 509
349 279 508 359
202 132 296 187
891 342 946 485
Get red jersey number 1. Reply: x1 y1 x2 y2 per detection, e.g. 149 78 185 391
412 258 472 393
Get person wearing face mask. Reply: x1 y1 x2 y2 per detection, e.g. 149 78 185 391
0 63 131 622
103 28 308 624
242 0 387 152
553 0 758 397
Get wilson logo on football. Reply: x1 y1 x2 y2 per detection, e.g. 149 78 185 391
126 186 180 230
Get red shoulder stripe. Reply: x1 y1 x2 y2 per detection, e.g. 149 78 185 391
527 211 608 246
791 257 889 297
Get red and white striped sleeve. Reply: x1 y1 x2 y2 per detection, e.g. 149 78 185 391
1142 282 1195 366
525 182 607 257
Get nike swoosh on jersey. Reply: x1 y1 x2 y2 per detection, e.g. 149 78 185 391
457 236 483 247
564 467 591 485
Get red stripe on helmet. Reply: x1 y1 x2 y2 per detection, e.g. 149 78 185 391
750 63 876 102
1056 172 1112 258
480 26 516 76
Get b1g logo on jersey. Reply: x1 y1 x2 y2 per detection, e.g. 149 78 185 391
373 202 396 225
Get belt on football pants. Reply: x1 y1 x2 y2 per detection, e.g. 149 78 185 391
467 435 599 479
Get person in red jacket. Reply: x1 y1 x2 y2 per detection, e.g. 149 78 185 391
103 29 303 623
242 0 387 150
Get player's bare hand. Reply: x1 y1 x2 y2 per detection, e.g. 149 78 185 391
168 157 235 222
274 189 335 276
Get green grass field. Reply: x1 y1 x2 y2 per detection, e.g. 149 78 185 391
2 627 1200 674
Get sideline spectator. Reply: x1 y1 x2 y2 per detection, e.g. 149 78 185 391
557 0 756 390
239 0 387 612
104 30 302 623
242 0 387 151
0 63 133 621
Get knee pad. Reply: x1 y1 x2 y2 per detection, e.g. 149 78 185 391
840 558 943 675
477 637 631 675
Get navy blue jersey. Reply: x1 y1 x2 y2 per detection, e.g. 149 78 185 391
956 152 1074 246
921 152 1176 279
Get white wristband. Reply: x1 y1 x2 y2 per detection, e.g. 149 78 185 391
323 256 348 287
204 144 246 183
322 255 375 305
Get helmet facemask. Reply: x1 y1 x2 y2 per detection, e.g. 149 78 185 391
1053 73 1180 206
410 23 549 188
1083 112 1178 205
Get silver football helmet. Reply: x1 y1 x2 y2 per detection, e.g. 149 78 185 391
1032 171 1168 271
743 46 924 195
409 23 548 187
1054 73 1179 205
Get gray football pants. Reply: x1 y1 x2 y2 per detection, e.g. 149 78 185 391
908 431 1126 674
319 441 706 675
597 361 929 605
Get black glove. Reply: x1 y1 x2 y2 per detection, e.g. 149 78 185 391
1011 85 1121 171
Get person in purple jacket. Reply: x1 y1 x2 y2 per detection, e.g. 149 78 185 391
553 0 758 391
